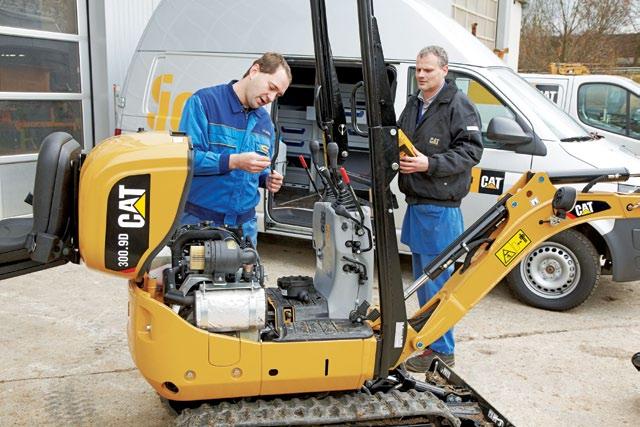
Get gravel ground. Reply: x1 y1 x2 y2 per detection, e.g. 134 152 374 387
0 234 639 426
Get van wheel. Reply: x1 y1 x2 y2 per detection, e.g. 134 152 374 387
505 229 600 311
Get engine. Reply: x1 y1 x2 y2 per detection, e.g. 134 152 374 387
162 224 266 332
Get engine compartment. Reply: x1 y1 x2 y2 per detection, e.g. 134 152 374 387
153 198 375 343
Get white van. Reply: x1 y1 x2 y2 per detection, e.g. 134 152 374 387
522 73 640 156
117 0 640 311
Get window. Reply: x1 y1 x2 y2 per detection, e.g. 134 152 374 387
0 0 78 34
407 67 517 149
0 100 83 156
0 35 81 92
449 72 515 149
452 0 498 50
578 83 638 140
492 67 589 141
0 1 86 158
630 93 640 140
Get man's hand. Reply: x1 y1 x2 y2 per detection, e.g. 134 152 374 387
266 170 283 193
399 147 429 174
229 152 271 173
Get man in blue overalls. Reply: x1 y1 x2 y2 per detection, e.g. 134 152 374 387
179 52 292 246
398 46 483 371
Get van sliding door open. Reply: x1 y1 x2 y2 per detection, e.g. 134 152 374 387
266 62 396 232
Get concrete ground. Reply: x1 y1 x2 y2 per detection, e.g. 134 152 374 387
1 234 639 426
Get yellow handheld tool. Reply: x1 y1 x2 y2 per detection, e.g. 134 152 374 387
398 129 417 157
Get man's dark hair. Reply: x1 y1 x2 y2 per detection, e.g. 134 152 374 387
243 52 292 82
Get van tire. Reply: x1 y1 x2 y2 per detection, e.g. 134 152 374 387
505 229 600 311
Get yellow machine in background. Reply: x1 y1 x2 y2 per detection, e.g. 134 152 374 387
548 62 590 75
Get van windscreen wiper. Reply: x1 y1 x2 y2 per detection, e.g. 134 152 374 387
560 135 594 142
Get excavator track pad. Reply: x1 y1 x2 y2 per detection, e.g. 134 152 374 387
175 389 460 426
173 363 512 426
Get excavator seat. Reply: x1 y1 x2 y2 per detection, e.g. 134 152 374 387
0 132 81 280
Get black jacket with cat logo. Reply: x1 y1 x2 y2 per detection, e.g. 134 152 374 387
398 81 483 207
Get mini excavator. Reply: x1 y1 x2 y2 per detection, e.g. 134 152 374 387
2 1 640 425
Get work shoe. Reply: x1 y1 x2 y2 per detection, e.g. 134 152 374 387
403 348 455 372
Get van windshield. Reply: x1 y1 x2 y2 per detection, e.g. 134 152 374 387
491 68 592 142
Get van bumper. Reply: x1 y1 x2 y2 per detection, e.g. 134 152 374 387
603 218 640 282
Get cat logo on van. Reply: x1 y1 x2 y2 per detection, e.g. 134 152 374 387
471 168 506 195
105 175 150 272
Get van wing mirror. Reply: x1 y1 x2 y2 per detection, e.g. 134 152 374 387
487 116 532 145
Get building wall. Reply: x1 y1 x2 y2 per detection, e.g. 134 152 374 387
104 0 161 132
496 0 523 70
451 0 499 50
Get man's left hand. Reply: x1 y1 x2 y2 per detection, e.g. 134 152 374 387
399 148 429 174
266 171 283 192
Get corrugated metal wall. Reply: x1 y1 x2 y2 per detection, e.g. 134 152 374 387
104 0 160 132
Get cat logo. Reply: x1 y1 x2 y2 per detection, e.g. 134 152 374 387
480 175 504 191
106 175 150 272
574 201 593 217
118 185 146 228
429 137 440 146
471 168 506 195
567 200 610 219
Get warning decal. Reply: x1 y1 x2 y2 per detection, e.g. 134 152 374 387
495 229 531 266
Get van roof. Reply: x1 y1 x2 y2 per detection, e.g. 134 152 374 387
138 0 504 67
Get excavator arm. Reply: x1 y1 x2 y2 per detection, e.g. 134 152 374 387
399 169 640 364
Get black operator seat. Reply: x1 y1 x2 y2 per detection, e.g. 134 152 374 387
0 132 81 280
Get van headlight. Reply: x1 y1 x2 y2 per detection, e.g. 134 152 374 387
618 183 640 193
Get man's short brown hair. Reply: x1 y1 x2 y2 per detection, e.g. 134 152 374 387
243 52 292 82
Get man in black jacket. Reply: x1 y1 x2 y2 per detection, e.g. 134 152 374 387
399 46 483 372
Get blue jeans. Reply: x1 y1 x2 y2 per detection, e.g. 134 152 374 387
180 212 258 247
401 204 463 355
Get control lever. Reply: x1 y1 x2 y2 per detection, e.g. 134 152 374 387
327 141 340 184
320 168 338 198
340 167 365 223
309 140 337 198
298 155 323 200
309 139 322 168
309 139 326 182
327 142 347 200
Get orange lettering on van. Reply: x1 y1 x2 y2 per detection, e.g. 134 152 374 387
146 74 192 131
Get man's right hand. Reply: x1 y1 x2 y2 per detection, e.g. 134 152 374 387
229 152 271 173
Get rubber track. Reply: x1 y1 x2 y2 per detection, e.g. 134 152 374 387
174 389 462 426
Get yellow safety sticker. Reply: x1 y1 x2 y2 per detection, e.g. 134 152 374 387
495 229 531 266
